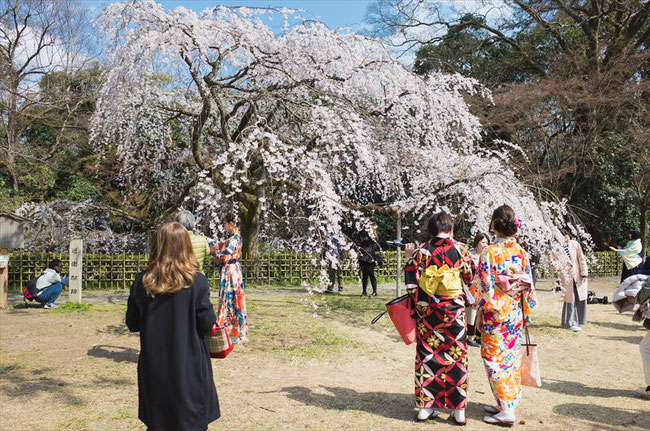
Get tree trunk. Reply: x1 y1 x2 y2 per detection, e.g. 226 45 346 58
239 192 261 258
641 200 648 257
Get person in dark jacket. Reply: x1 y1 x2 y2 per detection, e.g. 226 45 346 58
126 222 220 431
358 232 382 297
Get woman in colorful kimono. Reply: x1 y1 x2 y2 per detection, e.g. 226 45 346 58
404 212 475 425
478 205 537 426
216 213 248 343
610 229 644 282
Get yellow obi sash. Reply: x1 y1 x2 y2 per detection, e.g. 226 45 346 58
418 264 463 298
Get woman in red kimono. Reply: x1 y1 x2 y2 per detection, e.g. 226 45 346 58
404 212 475 425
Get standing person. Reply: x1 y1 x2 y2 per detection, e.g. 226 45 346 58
404 212 475 425
216 213 248 343
34 259 68 309
325 236 344 294
126 222 220 431
467 232 489 347
610 229 644 282
358 232 382 297
478 205 537 426
556 229 589 332
175 210 211 273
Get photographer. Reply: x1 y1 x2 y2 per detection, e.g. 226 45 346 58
357 231 383 297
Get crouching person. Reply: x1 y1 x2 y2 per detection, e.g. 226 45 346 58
35 259 68 309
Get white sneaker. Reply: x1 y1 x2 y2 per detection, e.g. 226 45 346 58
417 407 437 421
44 303 58 309
570 326 582 332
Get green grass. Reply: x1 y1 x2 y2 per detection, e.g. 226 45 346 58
244 293 368 360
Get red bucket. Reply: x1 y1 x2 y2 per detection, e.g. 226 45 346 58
386 294 417 345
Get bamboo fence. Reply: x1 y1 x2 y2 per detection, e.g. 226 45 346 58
6 250 627 291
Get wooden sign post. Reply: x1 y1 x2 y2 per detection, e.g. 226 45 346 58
69 239 83 303
0 249 9 309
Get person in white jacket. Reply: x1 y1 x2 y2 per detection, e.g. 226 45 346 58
35 259 67 309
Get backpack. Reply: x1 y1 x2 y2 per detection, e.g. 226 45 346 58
22 277 39 301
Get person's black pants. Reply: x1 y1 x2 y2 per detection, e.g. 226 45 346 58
328 266 342 290
360 263 377 294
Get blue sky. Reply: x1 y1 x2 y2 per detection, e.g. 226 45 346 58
83 0 374 32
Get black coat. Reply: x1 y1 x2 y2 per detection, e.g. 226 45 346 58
126 272 220 431
358 240 382 265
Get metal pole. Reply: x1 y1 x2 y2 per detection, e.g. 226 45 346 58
396 213 401 297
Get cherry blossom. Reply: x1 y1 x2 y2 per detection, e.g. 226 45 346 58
90 0 587 266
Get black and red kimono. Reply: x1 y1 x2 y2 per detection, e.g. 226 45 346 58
404 237 475 410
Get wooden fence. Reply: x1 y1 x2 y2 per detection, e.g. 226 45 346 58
6 250 626 291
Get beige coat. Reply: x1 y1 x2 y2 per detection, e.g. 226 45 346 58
558 239 589 303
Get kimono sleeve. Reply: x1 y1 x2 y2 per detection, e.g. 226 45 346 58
458 244 476 286
404 245 425 293
478 248 496 312
218 236 238 264
520 250 538 321
195 276 217 335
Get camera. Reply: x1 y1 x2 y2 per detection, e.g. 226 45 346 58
587 291 608 305
386 239 409 248
552 280 565 293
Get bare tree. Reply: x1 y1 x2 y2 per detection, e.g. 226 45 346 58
0 0 93 191
366 0 650 249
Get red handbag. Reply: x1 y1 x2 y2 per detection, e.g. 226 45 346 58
205 325 233 359
371 294 417 345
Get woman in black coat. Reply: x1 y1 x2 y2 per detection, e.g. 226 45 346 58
126 222 220 431
358 232 382 297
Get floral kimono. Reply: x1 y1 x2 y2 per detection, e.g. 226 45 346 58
404 237 475 410
478 238 537 410
216 233 248 342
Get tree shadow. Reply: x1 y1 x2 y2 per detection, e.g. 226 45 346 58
280 386 412 421
0 365 83 406
279 385 494 423
553 402 650 429
599 335 644 345
105 293 129 304
590 320 643 331
97 324 136 337
540 378 637 398
87 345 139 363
91 376 132 386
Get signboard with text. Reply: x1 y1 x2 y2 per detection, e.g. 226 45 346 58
69 239 83 303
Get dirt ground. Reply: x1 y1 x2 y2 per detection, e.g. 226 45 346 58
1 277 649 431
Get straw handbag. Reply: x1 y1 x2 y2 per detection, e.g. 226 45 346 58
205 325 233 359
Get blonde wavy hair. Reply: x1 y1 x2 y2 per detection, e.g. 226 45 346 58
143 222 199 297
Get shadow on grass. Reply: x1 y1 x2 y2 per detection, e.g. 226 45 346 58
87 345 139 363
541 378 637 398
280 385 413 421
590 320 643 331
97 324 136 337
599 335 644 345
0 365 83 406
553 402 650 429
279 385 500 424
